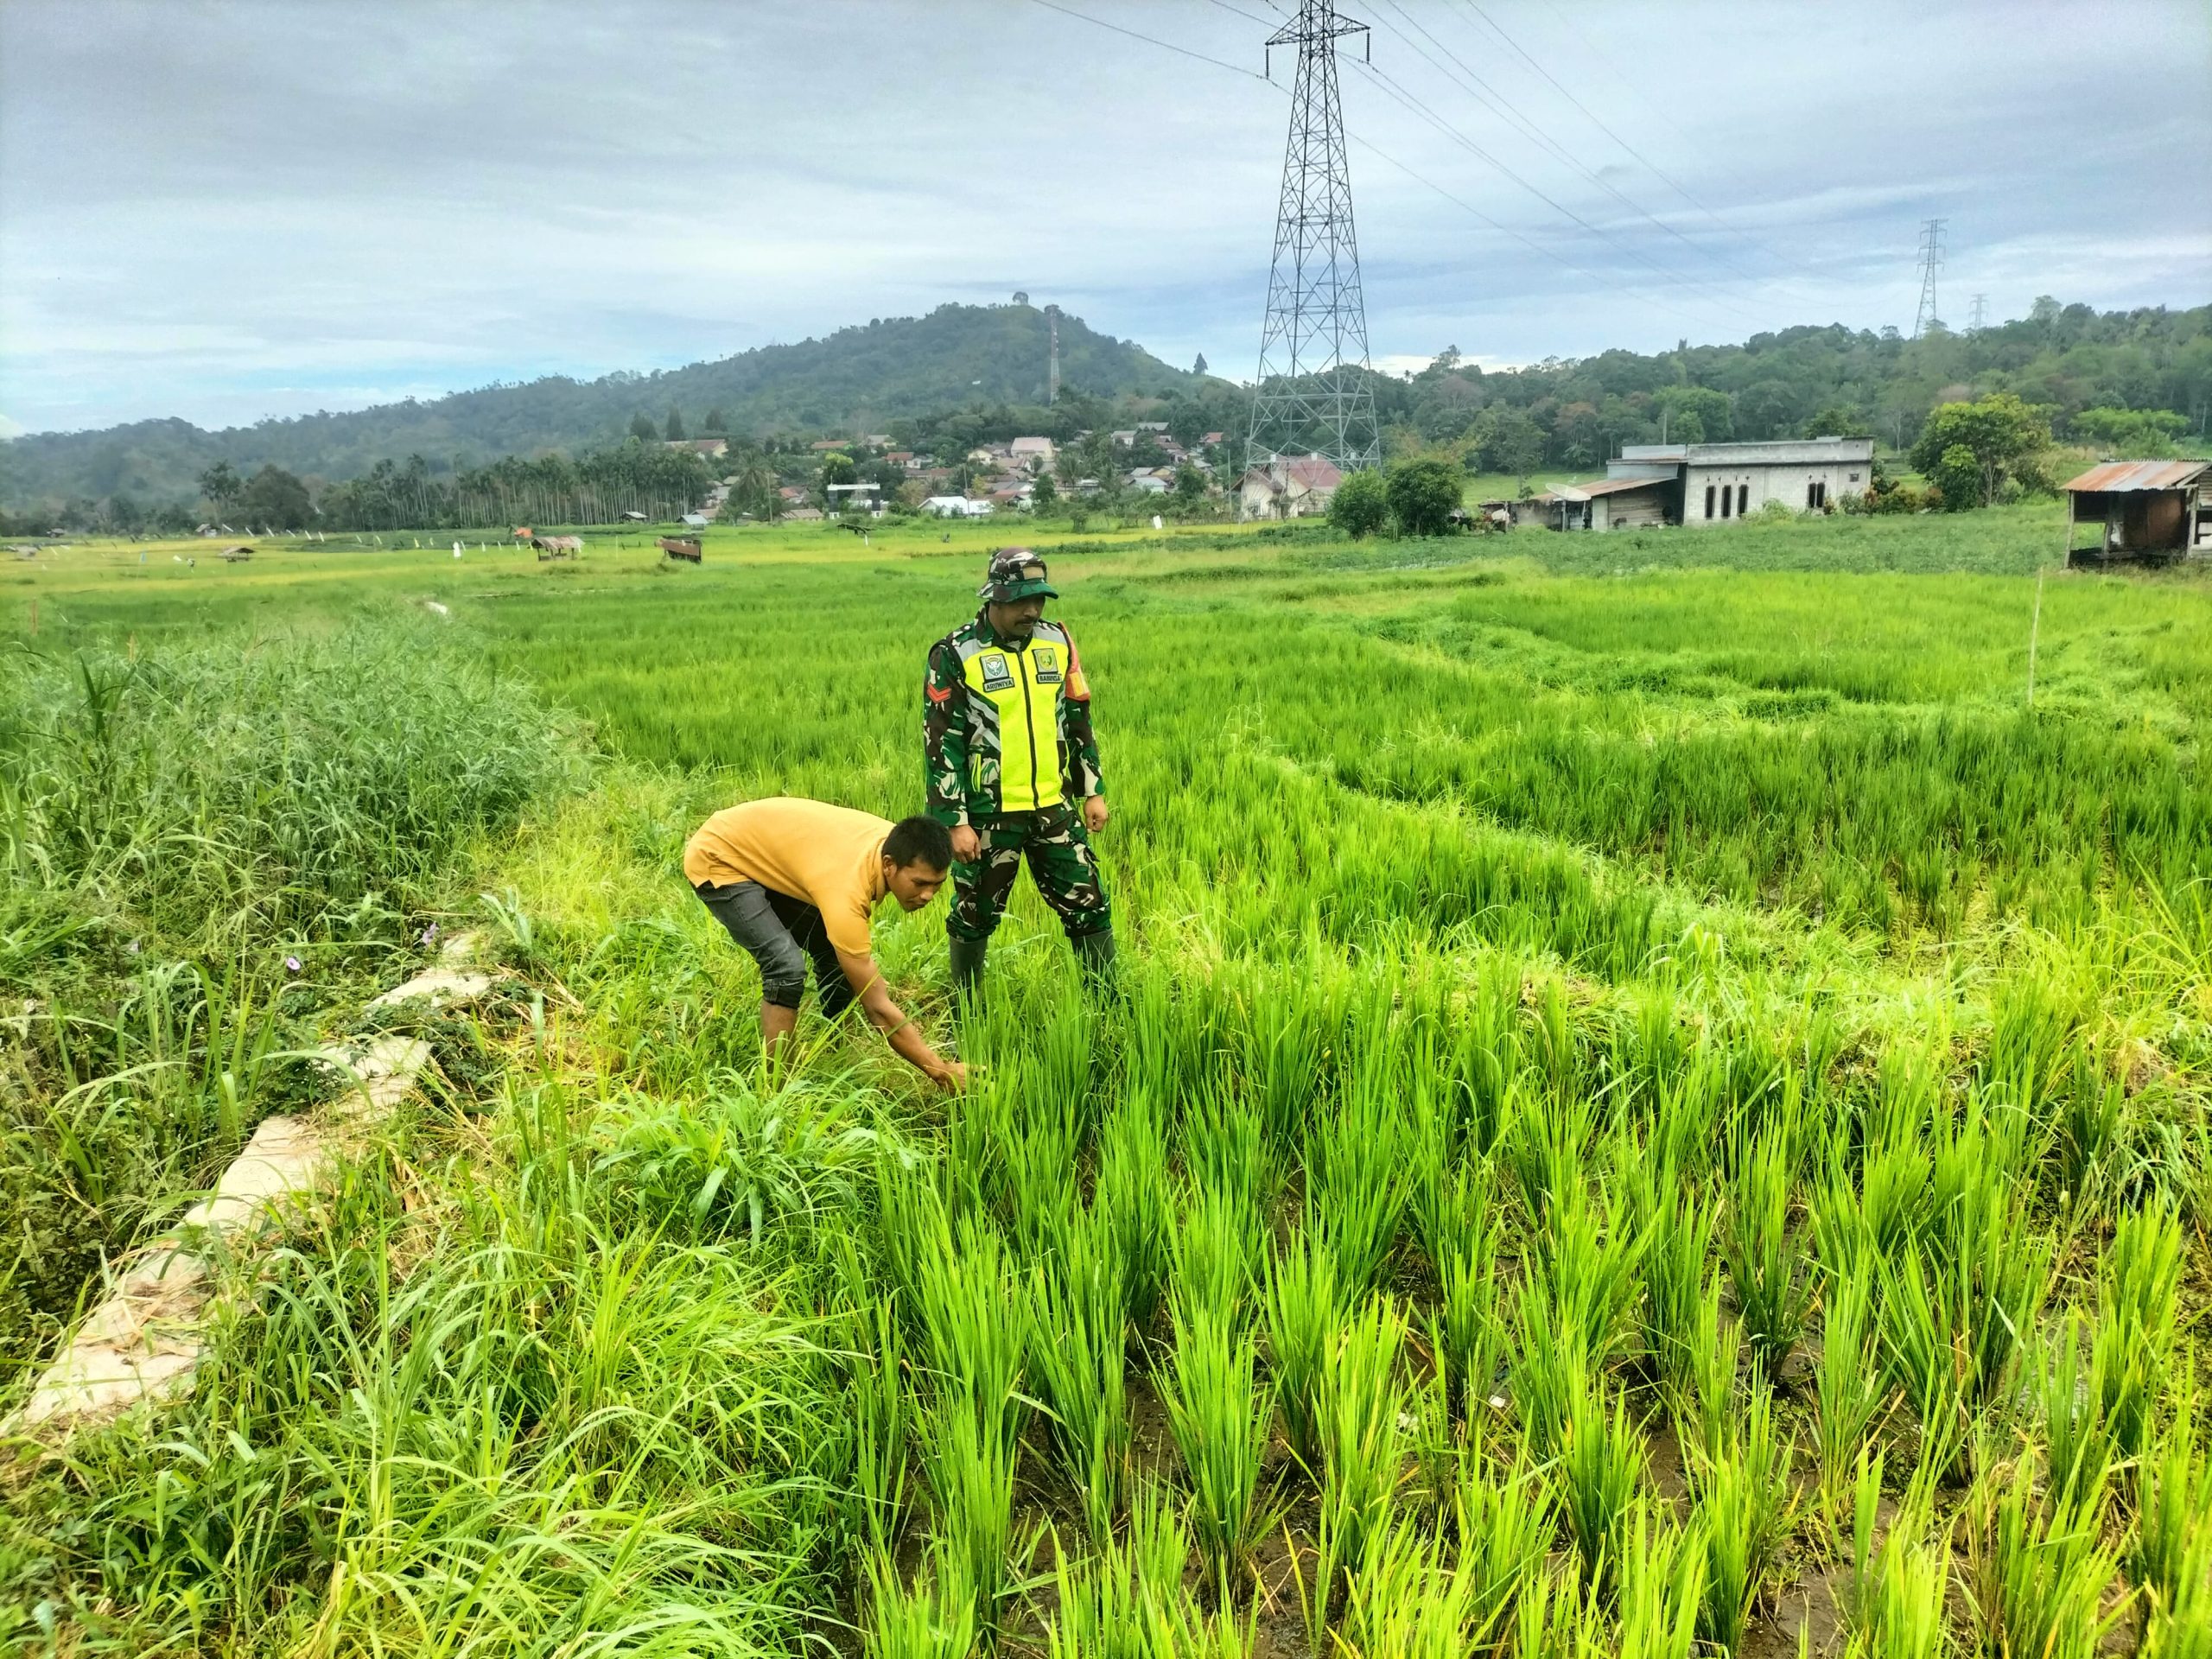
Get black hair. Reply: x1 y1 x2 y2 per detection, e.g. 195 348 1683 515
884 814 954 871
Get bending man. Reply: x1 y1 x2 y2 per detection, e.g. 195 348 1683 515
683 797 966 1088
924 548 1115 995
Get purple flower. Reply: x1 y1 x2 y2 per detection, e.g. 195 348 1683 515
420 924 440 946
284 956 302 974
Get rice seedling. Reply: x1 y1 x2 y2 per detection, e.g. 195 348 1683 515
1313 1296 1410 1611
1524 1187 1645 1373
1611 1501 1705 1659
1843 1452 1950 1659
1725 1125 1813 1379
913 1212 1029 1433
1641 1176 1719 1396
1556 1377 1649 1598
1337 1512 1478 1659
1452 1433 1555 1640
853 1294 914 1556
1029 1205 1132 1540
1689 1383 1796 1649
1814 1250 1889 1542
1044 1480 1192 1657
1094 1090 1173 1341
1157 1301 1272 1591
925 1402 1021 1643
1428 1235 1506 1425
1262 1228 1342 1478
1305 1069 1410 1296
865 1549 978 1659
1963 1452 2125 1659
1173 1175 1264 1329
2130 1376 2211 1649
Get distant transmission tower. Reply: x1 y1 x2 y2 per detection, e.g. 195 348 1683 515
1912 218 1946 338
1968 293 1986 333
1244 0 1380 476
1046 304 1060 404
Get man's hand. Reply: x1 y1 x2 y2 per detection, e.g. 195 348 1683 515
950 823 982 864
1083 795 1110 834
932 1059 969 1091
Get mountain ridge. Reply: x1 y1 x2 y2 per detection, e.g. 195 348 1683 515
0 302 1202 505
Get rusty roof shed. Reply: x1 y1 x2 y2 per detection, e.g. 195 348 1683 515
2063 459 2211 563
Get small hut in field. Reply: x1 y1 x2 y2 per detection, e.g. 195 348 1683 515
2063 460 2211 564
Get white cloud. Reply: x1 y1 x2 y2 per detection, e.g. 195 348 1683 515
1 0 2204 434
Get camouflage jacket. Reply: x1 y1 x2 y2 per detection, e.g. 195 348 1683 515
924 610 1104 826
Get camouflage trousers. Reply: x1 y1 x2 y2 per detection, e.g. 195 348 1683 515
947 804 1113 944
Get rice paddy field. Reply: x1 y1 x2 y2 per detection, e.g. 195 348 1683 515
3 502 2209 1656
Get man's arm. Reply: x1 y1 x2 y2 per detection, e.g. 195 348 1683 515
836 948 964 1087
924 640 976 855
1060 628 1107 830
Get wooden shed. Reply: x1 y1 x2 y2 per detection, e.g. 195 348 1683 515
2063 460 2211 564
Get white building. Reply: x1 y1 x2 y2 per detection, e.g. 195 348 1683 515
1009 435 1056 468
922 495 993 518
1627 437 1876 528
1237 455 1344 521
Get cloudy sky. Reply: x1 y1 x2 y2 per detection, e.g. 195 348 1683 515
2 0 2205 437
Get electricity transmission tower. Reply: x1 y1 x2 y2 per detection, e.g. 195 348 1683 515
1912 218 1946 337
1244 0 1380 476
1967 293 1986 333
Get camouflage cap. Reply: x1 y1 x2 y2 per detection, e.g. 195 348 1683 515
978 548 1057 601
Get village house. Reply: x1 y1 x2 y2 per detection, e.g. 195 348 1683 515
1009 435 1056 468
2063 459 2212 563
1237 455 1343 520
665 437 728 459
1522 436 1877 531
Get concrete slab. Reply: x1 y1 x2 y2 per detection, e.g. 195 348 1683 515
176 1115 328 1232
369 968 493 1012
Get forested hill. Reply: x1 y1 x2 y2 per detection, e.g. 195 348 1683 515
0 302 1200 506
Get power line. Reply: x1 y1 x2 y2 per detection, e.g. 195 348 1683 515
1021 0 1265 80
1367 0 1773 297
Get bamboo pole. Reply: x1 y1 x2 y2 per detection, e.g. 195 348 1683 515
2027 499 2070 708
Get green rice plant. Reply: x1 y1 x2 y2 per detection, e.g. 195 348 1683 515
1524 1187 1644 1371
2101 1202 2183 1459
1725 1126 1814 1379
1963 1452 2124 1659
1316 1295 1409 1597
1306 1067 1411 1295
1030 1206 1132 1541
2131 1376 2212 1649
1187 1085 1277 1218
1409 1135 1493 1281
1095 1090 1173 1341
1452 1433 1556 1640
1815 1251 1890 1543
1005 1089 1083 1255
1641 1177 1718 1395
864 1549 977 1659
2053 1051 2129 1204
1500 1071 1592 1224
1557 1378 1649 1598
1674 1280 1745 1476
1429 1235 1506 1423
1173 1175 1263 1329
1877 1245 1974 1486
1513 1272 1593 1461
1156 1301 1271 1590
854 1294 914 1557
1689 1384 1796 1649
1262 1229 1342 1478
1611 1501 1705 1659
925 1402 1021 1643
2036 1313 2116 1508
1843 1451 1950 1659
1044 1480 1193 1657
1337 1511 1478 1659
914 1212 1029 1434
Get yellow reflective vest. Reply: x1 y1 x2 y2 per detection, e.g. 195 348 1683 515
956 622 1074 813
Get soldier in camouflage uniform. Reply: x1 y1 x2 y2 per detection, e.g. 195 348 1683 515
924 549 1116 993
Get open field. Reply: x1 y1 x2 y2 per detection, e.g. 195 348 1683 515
3 505 2210 1655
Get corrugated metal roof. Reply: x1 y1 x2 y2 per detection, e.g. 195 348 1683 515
1581 475 1670 496
2063 459 2210 493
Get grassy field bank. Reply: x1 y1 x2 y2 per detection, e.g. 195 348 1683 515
2 505 2208 1655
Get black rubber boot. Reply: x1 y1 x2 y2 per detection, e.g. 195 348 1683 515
949 935 988 1002
1071 928 1119 996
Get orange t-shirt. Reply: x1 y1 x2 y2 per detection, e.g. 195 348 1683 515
682 798 890 957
